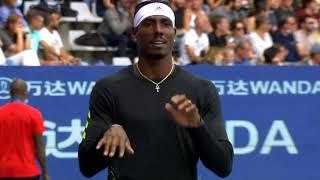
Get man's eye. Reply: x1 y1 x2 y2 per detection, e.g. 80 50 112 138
142 21 152 27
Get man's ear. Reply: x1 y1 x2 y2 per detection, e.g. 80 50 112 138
131 27 138 42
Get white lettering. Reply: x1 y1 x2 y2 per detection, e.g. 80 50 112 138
260 120 298 154
67 81 88 95
226 120 258 155
250 81 269 95
268 81 283 94
283 81 296 94
312 81 320 94
298 81 311 94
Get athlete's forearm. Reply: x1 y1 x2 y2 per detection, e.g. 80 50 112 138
189 121 233 177
34 135 48 175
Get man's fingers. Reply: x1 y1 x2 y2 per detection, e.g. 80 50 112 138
96 138 104 149
109 137 119 157
178 99 192 110
125 141 134 155
171 94 187 105
119 137 126 158
103 137 112 156
185 104 196 113
165 103 178 115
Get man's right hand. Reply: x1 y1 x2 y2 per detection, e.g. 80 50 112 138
96 124 134 158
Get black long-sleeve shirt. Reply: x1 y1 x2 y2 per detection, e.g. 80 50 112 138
78 65 233 180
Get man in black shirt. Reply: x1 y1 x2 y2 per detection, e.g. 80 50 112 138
78 1 233 180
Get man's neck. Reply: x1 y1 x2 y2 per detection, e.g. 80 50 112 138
136 55 174 80
215 30 225 37
195 28 202 36
46 26 54 33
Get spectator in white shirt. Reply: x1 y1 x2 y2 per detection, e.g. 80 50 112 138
179 13 210 65
248 15 273 62
40 10 80 65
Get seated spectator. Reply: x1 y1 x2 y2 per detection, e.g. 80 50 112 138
170 0 186 55
296 0 319 20
234 40 257 65
221 47 235 65
96 0 133 57
25 10 44 52
0 14 40 66
208 15 231 48
263 44 288 65
209 0 248 21
0 39 5 65
205 47 234 65
271 15 301 63
183 0 207 31
206 0 224 12
248 15 273 62
302 43 320 65
205 47 224 65
230 19 248 44
0 0 27 28
310 23 320 45
40 10 80 65
274 0 295 23
179 15 209 65
294 15 318 58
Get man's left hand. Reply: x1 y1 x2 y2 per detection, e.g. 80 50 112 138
165 94 201 128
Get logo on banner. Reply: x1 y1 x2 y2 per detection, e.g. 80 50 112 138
0 77 12 99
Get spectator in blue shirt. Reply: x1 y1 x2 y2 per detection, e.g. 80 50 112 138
270 15 302 63
0 0 28 28
25 10 44 52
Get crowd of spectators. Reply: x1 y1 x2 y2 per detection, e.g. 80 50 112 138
0 0 320 66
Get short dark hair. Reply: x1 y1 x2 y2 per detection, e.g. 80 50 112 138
209 15 226 29
25 9 43 23
263 44 282 64
43 10 60 26
255 15 269 28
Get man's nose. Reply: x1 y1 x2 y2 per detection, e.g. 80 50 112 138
154 22 163 34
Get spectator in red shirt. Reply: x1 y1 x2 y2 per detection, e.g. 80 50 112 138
0 79 49 180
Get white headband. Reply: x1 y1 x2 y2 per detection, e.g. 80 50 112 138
133 2 175 28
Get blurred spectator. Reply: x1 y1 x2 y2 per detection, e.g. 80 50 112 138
208 15 230 48
221 47 235 65
230 19 248 44
183 0 206 31
209 0 249 21
0 39 5 65
96 0 132 57
179 15 209 65
0 14 40 66
296 0 319 20
310 22 320 45
302 43 320 65
170 0 185 32
40 10 80 65
25 10 44 52
271 15 301 63
205 47 224 65
234 39 257 65
95 0 107 17
0 0 27 28
274 0 295 23
248 15 273 61
263 44 288 65
294 15 318 58
206 0 224 11
205 47 234 65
